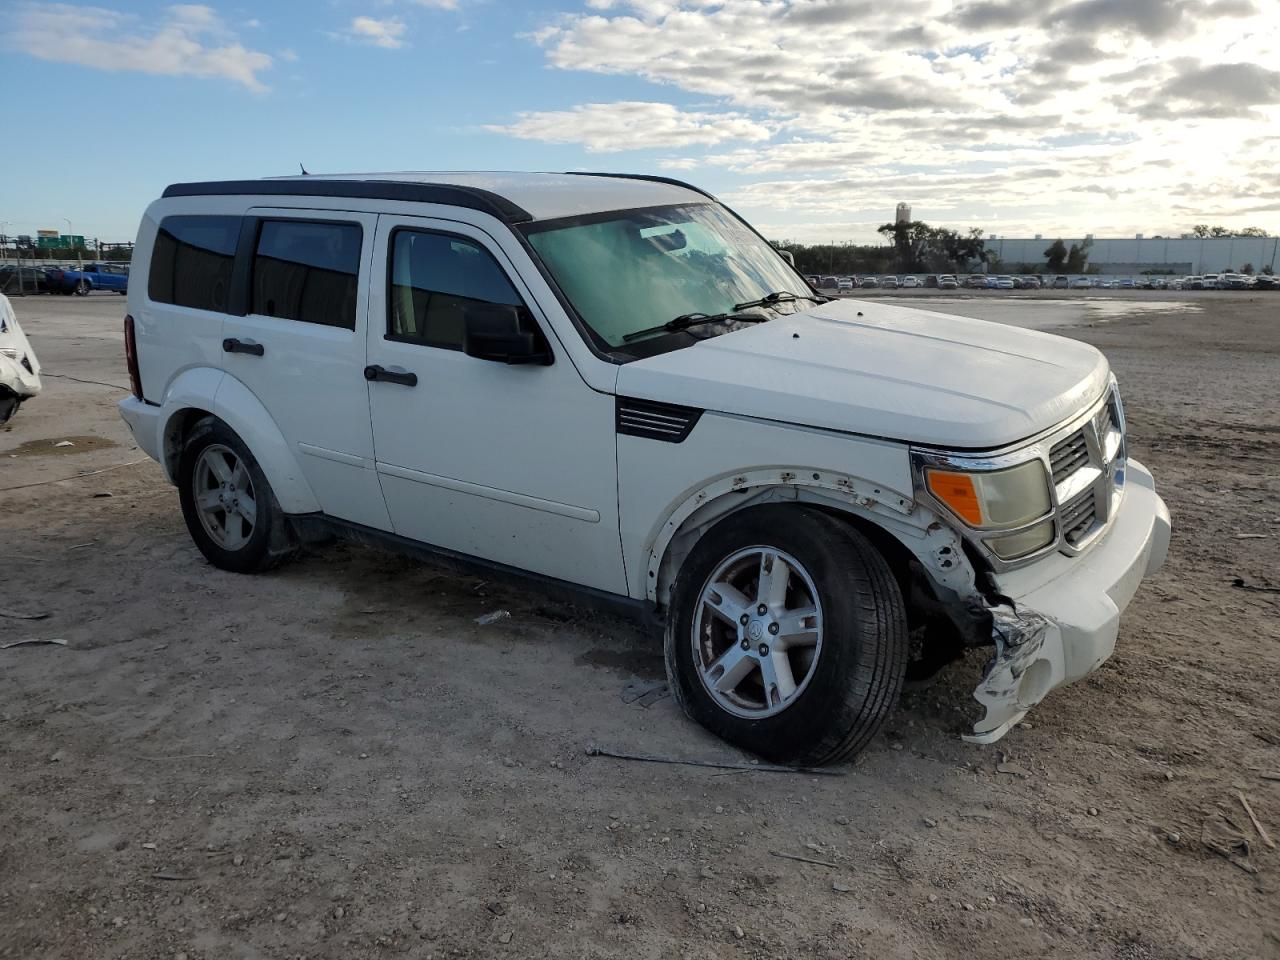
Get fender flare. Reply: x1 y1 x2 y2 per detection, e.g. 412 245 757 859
155 366 320 515
643 467 976 605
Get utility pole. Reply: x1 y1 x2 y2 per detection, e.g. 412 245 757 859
64 217 83 272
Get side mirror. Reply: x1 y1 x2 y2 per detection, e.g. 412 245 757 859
463 303 552 366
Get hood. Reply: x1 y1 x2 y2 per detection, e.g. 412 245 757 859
615 298 1109 449
0 294 42 398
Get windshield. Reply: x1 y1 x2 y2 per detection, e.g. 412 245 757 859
522 203 805 348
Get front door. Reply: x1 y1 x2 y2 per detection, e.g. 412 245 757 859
220 208 391 531
363 214 627 595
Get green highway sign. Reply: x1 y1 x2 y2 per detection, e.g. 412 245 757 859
36 235 86 249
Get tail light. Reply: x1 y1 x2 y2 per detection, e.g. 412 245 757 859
124 314 143 400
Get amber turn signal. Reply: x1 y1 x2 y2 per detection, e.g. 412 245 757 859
925 469 984 526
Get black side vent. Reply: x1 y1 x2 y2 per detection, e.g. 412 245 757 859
617 397 702 443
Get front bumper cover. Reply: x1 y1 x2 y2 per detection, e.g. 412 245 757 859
965 457 1170 742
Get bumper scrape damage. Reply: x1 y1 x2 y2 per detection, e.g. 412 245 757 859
963 458 1171 742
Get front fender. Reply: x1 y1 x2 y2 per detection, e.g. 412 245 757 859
154 366 320 515
645 467 975 605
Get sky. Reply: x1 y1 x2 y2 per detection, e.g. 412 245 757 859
2 0 1279 244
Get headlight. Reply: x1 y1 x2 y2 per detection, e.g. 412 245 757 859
924 459 1055 560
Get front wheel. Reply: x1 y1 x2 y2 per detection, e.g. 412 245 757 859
665 506 908 765
177 418 298 573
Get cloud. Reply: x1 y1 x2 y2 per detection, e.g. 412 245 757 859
9 2 273 91
485 101 773 152
1141 61 1280 117
496 0 1280 240
344 15 408 49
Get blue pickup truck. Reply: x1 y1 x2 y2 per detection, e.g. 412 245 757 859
48 262 130 295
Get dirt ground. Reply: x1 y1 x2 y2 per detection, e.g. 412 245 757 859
2 292 1278 960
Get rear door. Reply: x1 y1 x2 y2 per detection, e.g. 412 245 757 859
219 209 390 531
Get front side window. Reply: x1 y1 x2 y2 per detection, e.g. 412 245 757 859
149 215 240 312
523 203 803 350
252 220 362 329
388 230 523 350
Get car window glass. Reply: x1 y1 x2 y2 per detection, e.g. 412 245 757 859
388 230 523 350
149 215 240 312
252 220 362 329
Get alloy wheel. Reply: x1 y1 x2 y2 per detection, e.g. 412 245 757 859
692 546 824 718
192 444 258 550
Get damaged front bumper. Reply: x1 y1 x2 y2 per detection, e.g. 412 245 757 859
965 457 1170 742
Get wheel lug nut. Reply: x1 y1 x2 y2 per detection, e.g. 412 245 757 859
768 622 779 635
758 644 770 656
740 639 750 651
739 614 750 626
757 604 767 615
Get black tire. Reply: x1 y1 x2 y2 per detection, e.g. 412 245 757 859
665 505 908 765
177 417 298 574
75 280 90 296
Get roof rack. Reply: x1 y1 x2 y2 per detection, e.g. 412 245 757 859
160 179 534 224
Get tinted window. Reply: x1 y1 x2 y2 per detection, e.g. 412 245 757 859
149 215 240 312
389 230 522 349
252 220 362 329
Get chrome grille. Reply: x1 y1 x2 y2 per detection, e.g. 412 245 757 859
1051 386 1126 554
1060 489 1098 545
1049 430 1089 484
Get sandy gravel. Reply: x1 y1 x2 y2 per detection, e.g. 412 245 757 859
1 291 1278 959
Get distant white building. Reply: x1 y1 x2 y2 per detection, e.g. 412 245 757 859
987 235 1280 275
895 202 911 225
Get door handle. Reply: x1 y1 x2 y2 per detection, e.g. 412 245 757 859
222 338 265 357
364 364 418 387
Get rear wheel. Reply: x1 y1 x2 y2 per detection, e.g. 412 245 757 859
665 505 909 765
177 418 298 573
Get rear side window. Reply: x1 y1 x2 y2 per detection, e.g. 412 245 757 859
252 220 362 329
149 215 239 311
388 230 523 350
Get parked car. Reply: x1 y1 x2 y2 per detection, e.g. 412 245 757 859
1118 278 1136 289
1070 277 1091 289
118 172 1170 761
937 275 958 289
879 276 899 289
1184 276 1205 290
901 275 921 288
858 276 878 288
836 277 853 291
0 264 54 295
1201 273 1220 290
924 275 939 288
1220 273 1249 289
1052 275 1069 289
0 293 42 423
1254 275 1279 289
54 261 130 295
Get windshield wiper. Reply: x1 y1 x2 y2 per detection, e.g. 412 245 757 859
622 310 767 343
732 290 827 311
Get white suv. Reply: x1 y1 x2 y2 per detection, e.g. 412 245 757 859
118 172 1170 763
